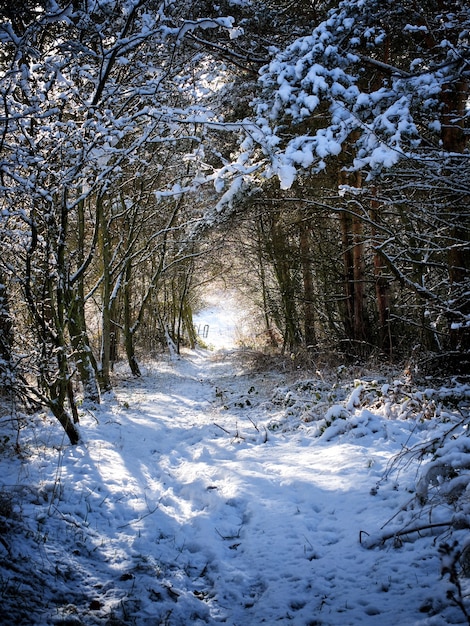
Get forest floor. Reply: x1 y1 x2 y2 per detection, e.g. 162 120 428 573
1 293 470 625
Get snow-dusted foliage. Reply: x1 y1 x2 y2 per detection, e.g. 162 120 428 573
248 0 470 186
0 0 252 439
233 0 470 360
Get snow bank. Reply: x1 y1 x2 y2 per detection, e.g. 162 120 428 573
1 342 469 624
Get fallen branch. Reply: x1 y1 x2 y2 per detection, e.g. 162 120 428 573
215 526 241 540
247 415 259 432
118 502 160 529
213 422 245 441
213 422 231 434
246 415 268 443
361 520 462 548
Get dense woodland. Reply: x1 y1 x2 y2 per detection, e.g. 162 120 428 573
0 0 469 443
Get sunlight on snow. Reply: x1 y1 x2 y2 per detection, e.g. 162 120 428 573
193 290 249 350
236 444 375 493
90 443 140 498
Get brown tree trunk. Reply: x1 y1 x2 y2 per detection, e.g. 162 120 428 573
369 191 392 356
98 196 113 391
339 208 354 340
0 274 13 395
440 78 470 351
123 260 141 377
339 170 367 350
68 196 101 402
352 203 366 343
270 214 302 352
299 222 316 349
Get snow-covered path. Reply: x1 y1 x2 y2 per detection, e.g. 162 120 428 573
37 348 442 626
1 295 465 625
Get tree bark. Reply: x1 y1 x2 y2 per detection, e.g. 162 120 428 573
98 196 113 391
299 221 316 350
269 212 302 352
440 78 470 352
68 196 101 402
0 274 13 395
369 191 392 356
338 171 367 350
123 259 141 377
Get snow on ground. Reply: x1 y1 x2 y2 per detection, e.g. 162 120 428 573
1 295 470 625
193 290 258 350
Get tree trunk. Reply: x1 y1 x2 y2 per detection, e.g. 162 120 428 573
48 397 80 445
255 220 280 347
55 191 80 442
270 216 302 352
0 274 13 396
68 293 101 402
440 78 470 352
299 222 316 350
352 204 366 343
27 194 81 445
338 170 368 352
370 210 392 355
98 196 113 391
123 260 141 377
176 257 195 354
68 196 101 402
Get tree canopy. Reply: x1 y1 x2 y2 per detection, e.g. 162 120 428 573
0 0 468 442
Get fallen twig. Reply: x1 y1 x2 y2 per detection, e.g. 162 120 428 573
213 422 245 441
118 503 160 529
361 520 460 548
213 422 231 434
